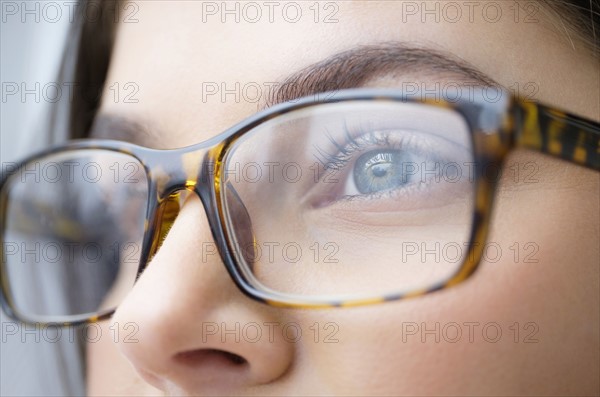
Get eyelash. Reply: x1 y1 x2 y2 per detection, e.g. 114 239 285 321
313 126 403 172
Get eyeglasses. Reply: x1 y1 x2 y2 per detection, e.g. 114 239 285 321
1 88 598 325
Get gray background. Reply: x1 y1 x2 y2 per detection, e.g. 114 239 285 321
1 1 82 395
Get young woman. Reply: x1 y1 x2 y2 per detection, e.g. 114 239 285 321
1 0 599 395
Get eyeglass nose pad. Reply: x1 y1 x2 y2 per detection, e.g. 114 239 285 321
224 182 256 268
146 191 186 263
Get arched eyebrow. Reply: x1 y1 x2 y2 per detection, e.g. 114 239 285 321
90 43 497 145
263 42 498 108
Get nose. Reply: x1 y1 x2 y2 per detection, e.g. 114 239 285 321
112 194 294 394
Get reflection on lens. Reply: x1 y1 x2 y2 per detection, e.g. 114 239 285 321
222 101 475 300
0 150 148 323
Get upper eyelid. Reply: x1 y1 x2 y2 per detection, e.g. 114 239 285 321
315 130 404 171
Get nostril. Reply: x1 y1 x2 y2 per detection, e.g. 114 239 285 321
174 349 248 367
221 350 248 365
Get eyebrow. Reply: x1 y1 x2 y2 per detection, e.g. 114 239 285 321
264 42 498 107
90 42 498 144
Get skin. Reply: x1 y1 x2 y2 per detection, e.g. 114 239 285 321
86 1 599 396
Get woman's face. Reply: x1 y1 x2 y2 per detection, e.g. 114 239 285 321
86 1 599 395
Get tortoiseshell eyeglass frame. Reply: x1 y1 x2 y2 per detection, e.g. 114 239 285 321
1 88 599 326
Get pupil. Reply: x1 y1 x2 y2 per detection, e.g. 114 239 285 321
371 164 389 178
354 149 407 194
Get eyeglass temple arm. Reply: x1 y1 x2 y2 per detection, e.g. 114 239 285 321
513 100 600 170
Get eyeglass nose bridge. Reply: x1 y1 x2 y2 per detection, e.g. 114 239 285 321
142 144 215 198
138 144 223 270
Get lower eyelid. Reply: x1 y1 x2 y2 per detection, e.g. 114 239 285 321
314 176 470 213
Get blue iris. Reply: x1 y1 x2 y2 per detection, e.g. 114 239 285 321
353 150 410 194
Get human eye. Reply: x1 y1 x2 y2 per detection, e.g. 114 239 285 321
306 110 475 212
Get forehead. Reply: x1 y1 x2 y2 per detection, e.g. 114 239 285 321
98 1 598 147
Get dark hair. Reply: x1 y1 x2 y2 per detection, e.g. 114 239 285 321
542 0 600 51
63 0 599 141
65 0 118 139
